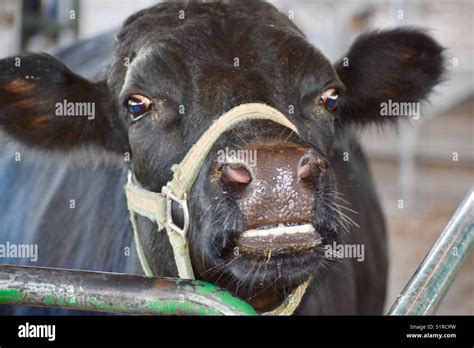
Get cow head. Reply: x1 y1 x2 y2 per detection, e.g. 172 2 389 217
0 1 444 311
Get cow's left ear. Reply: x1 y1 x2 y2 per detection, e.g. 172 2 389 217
334 28 445 125
0 53 128 154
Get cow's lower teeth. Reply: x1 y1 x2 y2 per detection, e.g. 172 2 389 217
241 223 315 238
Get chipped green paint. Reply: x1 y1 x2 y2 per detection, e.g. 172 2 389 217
43 294 55 306
0 264 257 315
84 297 135 313
0 287 234 315
41 292 75 308
188 279 257 315
67 296 77 307
0 289 25 303
147 300 222 316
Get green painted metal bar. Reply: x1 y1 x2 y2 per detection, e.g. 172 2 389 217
0 264 257 316
388 188 474 315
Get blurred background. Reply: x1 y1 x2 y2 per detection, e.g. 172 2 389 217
0 0 472 314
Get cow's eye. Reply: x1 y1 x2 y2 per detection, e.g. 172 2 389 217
127 94 152 121
321 88 339 111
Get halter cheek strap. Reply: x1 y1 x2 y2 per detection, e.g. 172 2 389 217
125 103 312 315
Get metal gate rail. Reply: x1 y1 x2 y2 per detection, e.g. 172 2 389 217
389 188 473 315
0 264 256 316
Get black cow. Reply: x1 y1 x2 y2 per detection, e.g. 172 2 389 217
0 1 444 314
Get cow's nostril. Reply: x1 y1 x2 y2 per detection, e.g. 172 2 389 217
298 156 327 181
221 163 252 184
298 161 314 180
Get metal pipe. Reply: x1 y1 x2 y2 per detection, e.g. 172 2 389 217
0 264 257 316
388 188 474 315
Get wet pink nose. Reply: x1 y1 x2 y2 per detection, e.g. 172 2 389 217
217 143 327 229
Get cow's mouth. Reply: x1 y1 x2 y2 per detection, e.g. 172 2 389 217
237 222 322 255
199 140 335 292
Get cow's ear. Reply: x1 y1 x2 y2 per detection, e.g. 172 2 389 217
0 53 128 154
334 28 445 125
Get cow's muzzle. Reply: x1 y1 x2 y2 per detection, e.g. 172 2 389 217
124 103 312 315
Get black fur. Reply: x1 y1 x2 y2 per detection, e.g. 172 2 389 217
0 1 445 314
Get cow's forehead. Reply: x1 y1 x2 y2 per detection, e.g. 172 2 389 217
119 30 337 109
113 3 339 112
122 24 333 78
114 1 313 67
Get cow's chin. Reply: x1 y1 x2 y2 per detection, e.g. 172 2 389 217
219 221 326 290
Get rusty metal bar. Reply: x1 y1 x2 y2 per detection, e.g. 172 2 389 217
0 264 256 315
388 188 474 315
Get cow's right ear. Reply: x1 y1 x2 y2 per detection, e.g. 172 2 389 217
0 53 129 155
334 28 445 126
